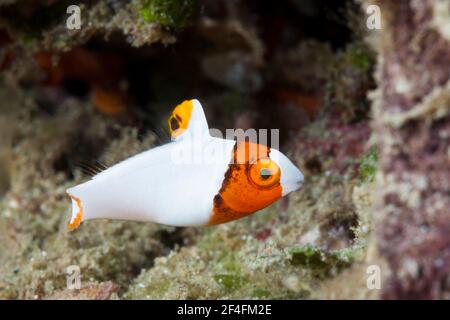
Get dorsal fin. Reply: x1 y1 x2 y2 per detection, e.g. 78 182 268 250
168 99 209 141
76 161 107 178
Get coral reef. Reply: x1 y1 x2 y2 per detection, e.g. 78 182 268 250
0 88 377 298
0 0 446 300
361 0 450 299
0 0 379 300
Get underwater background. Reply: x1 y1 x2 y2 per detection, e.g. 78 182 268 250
0 0 449 299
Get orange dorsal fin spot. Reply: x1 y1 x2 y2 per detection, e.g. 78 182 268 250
68 195 83 231
168 100 194 139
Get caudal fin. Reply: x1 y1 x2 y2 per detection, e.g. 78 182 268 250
67 193 83 231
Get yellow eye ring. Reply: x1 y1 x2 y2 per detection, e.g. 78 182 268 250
248 158 281 188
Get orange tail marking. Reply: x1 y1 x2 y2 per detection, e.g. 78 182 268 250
68 195 83 231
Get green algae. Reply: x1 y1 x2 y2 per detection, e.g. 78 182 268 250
322 41 376 122
358 147 378 184
252 287 270 298
346 44 372 72
138 0 198 28
213 274 247 292
288 245 355 279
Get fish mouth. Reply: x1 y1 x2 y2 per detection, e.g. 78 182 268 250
67 192 83 231
289 179 304 192
282 173 304 195
286 169 304 192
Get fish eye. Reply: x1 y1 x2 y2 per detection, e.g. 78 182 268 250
248 158 280 188
260 168 272 180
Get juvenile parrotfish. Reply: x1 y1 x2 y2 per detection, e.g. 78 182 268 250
66 99 304 230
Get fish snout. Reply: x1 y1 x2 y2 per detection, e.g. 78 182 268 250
269 148 304 196
284 165 304 194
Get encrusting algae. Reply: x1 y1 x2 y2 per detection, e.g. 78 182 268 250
2 0 444 300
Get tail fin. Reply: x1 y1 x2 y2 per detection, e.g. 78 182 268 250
67 193 83 231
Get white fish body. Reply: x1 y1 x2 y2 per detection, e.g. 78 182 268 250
66 99 304 230
67 137 235 226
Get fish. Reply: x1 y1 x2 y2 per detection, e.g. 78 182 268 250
66 99 304 230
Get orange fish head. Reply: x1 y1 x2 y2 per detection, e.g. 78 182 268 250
210 141 304 225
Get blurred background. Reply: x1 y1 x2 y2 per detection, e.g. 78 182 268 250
0 0 449 300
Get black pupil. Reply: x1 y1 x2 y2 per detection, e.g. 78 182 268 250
260 168 272 180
